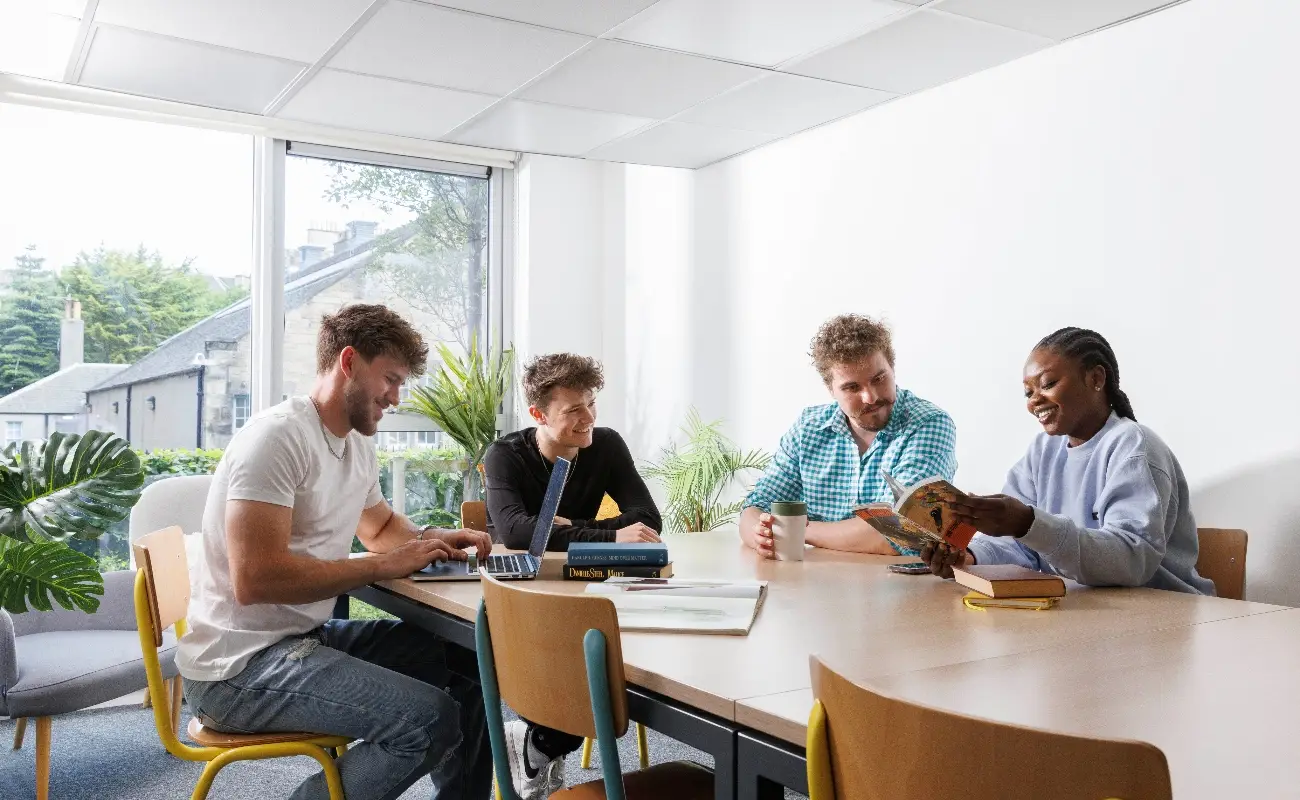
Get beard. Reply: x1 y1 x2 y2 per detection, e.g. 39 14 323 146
855 401 894 432
344 380 382 436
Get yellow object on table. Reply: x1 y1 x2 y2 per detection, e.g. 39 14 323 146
962 591 1060 611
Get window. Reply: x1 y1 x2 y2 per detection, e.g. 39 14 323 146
0 103 252 461
280 145 494 525
5 421 21 445
232 394 251 430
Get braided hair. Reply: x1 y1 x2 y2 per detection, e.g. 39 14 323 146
1035 327 1137 421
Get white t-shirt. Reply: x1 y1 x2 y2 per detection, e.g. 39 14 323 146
175 396 385 681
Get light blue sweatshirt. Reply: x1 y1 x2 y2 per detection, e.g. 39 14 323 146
967 413 1215 595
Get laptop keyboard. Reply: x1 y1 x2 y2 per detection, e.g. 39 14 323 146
480 554 534 574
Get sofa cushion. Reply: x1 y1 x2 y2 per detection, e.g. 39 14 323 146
2 629 177 718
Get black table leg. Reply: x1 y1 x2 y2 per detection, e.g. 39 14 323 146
737 731 807 800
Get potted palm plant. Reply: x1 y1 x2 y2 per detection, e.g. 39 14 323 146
0 431 144 613
404 335 514 501
641 410 772 534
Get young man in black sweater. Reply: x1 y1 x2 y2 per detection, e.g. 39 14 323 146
484 354 661 551
485 353 661 798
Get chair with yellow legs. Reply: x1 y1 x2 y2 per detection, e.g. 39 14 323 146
133 526 351 800
806 655 1172 800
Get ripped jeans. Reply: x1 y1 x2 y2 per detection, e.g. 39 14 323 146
183 619 491 800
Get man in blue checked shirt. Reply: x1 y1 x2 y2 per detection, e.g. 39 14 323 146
740 314 958 557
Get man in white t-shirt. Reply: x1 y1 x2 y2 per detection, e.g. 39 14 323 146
177 304 493 800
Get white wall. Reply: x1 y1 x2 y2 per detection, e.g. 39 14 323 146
513 155 694 462
682 0 1300 604
514 0 1300 603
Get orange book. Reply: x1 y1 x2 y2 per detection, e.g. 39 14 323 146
952 565 1067 599
851 473 976 551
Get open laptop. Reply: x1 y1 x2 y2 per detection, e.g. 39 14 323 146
411 456 571 581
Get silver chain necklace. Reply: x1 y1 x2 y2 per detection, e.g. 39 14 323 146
310 397 348 461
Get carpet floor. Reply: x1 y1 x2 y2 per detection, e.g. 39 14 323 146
0 705 806 799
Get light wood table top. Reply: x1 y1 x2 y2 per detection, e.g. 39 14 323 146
738 608 1300 799
375 530 1284 722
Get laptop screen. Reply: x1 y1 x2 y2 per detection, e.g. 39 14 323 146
526 456 571 558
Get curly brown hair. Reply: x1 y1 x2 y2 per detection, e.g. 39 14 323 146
809 314 895 383
316 304 429 376
523 353 605 408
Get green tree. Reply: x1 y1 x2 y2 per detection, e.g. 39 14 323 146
326 165 488 350
0 247 61 396
60 247 246 364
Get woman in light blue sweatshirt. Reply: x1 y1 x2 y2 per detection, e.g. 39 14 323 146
922 327 1215 595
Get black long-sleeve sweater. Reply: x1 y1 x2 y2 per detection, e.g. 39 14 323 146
483 427 662 551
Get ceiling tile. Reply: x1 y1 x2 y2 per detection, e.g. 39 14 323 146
933 0 1178 41
449 99 653 156
0 10 80 81
79 26 305 113
94 0 374 63
614 0 912 68
413 0 659 37
49 0 88 18
277 69 497 141
585 121 776 168
674 73 894 136
784 9 1049 94
329 1 589 96
518 40 761 119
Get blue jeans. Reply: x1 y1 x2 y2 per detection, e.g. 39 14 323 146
183 620 491 800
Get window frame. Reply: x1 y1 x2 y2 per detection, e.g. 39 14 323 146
250 139 513 433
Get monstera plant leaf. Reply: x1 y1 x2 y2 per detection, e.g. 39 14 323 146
0 430 144 543
0 537 104 613
0 431 144 613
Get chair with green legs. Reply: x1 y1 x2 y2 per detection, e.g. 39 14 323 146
476 572 712 799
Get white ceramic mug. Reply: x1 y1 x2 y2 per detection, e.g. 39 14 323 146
770 501 808 561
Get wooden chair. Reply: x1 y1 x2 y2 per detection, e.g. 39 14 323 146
465 496 651 770
477 573 712 799
133 527 351 800
582 495 648 770
462 500 489 533
1195 528 1248 601
806 655 1172 800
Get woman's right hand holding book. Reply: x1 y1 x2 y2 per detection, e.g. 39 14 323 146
920 541 974 579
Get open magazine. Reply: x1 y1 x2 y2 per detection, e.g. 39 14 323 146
585 579 767 635
851 473 976 552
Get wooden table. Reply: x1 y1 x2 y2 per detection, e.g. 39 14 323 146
355 530 1288 799
735 608 1300 799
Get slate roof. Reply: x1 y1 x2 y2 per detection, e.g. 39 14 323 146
90 225 413 393
0 363 129 414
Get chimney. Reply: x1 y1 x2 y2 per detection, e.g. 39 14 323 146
345 220 378 245
60 298 84 370
298 245 325 268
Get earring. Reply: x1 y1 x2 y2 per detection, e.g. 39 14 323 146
1096 386 1102 391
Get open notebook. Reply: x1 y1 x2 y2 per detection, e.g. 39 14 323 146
584 579 768 636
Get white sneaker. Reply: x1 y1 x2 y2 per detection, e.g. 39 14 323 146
503 720 565 799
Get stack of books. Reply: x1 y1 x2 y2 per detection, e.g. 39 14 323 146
563 541 673 580
952 565 1066 610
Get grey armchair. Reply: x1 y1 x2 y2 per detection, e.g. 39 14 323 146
1 570 180 800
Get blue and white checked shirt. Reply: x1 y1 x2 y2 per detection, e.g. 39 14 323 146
744 389 959 534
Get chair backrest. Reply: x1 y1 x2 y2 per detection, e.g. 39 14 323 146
807 656 1172 800
461 500 488 532
132 526 196 758
1196 527 1248 601
479 573 628 739
132 526 192 649
129 474 213 568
